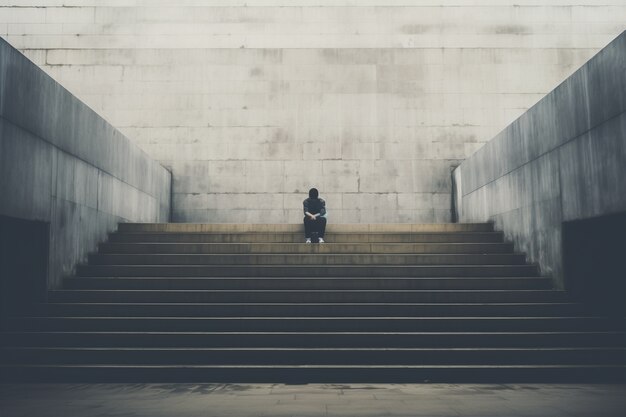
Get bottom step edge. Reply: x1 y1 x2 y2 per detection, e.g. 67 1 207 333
2 365 624 383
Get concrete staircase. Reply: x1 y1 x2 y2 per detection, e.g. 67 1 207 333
1 223 624 382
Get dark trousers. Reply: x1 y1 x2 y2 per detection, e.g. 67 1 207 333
304 216 327 238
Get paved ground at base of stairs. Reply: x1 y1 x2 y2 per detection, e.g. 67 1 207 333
1 383 625 417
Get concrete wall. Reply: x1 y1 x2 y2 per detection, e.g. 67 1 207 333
0 37 171 289
453 31 626 289
1 1 625 223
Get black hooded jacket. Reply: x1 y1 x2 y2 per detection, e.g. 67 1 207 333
303 198 326 217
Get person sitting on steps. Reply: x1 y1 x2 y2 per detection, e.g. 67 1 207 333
303 188 327 243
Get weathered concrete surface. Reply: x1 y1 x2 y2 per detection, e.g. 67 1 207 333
453 31 626 289
2 2 625 222
0 38 171 288
1 383 625 417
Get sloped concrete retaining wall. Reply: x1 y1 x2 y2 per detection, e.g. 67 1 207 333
0 38 171 289
453 31 626 289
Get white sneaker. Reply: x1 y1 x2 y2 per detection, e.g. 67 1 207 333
305 238 311 243
318 237 325 243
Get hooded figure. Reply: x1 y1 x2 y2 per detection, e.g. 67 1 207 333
303 188 327 243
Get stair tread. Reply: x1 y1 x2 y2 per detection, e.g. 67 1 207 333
6 331 624 335
52 289 559 292
118 223 494 232
101 242 512 245
65 287 551 292
85 264 532 267
3 364 623 368
111 233 502 237
12 316 611 320
5 347 623 351
66 277 547 280
92 252 524 258
35 302 578 305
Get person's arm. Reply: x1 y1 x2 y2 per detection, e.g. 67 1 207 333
303 199 316 220
314 199 326 218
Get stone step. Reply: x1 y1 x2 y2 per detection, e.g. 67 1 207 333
62 277 552 291
76 264 540 277
118 223 494 233
109 232 505 244
3 347 623 366
87 253 528 266
5 331 623 348
8 317 614 332
99 242 515 254
6 222 621 383
34 302 584 317
1 364 624 383
47 289 565 303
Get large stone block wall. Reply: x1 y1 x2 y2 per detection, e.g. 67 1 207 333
1 1 625 222
453 31 626 289
0 38 171 288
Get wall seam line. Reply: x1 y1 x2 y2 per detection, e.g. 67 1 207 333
0 114 167 201
461 109 626 198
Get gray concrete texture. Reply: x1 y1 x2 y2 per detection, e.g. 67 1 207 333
453 31 626 289
1 383 625 417
2 1 625 222
0 37 171 288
